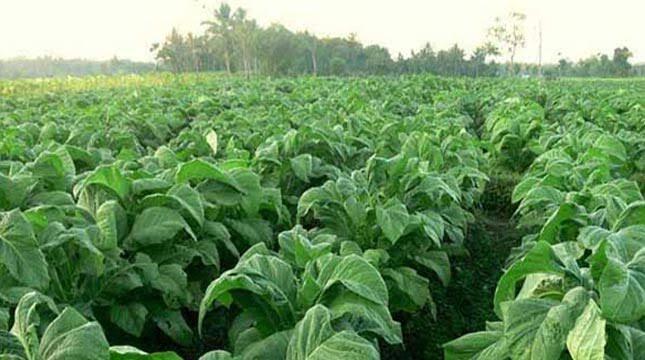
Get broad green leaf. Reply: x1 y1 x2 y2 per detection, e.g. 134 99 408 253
0 210 50 289
237 330 291 360
0 174 35 210
383 267 430 312
39 307 109 360
297 187 327 218
0 307 8 330
317 254 388 305
613 201 645 230
168 184 205 228
597 248 645 323
132 178 173 196
325 290 402 344
151 264 190 308
152 309 193 347
414 250 451 286
109 346 183 360
199 253 296 336
376 198 410 244
11 292 58 359
96 200 127 251
80 165 131 201
538 202 582 243
204 221 239 259
520 287 589 359
154 146 179 168
290 154 314 182
566 300 606 360
198 351 233 360
175 159 240 192
225 218 272 247
443 330 507 360
494 241 564 318
110 303 148 337
129 207 195 246
286 305 379 360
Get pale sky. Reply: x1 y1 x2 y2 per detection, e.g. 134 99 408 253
0 0 643 63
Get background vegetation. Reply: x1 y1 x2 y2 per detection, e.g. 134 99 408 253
0 3 641 79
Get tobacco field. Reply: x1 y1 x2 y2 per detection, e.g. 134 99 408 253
0 74 643 359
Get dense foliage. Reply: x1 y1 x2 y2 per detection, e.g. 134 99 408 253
0 73 643 359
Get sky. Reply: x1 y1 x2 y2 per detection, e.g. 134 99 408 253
0 0 643 64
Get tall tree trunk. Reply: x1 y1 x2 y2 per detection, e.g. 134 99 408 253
509 46 516 76
224 50 231 74
311 48 317 76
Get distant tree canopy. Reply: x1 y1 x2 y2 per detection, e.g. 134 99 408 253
152 4 638 78
544 47 635 78
151 3 501 77
0 57 154 79
0 4 639 79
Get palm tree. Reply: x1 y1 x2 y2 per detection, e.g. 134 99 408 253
202 3 234 74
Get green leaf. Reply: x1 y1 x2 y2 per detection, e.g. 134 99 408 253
0 329 25 357
110 303 148 337
538 202 582 243
39 307 110 360
0 307 8 331
129 207 195 246
168 184 205 228
10 292 58 359
502 287 590 360
199 253 296 336
175 159 241 192
566 300 606 360
325 290 402 345
376 198 410 244
494 241 564 318
318 254 388 306
594 134 627 164
297 187 327 218
237 330 292 360
0 174 35 210
204 221 239 259
0 210 50 289
96 200 127 251
152 309 193 347
198 351 233 360
613 201 645 230
225 218 272 247
597 249 645 323
286 305 379 360
290 154 314 182
151 264 190 308
414 250 451 286
383 267 430 312
109 346 183 360
80 165 131 201
443 330 507 360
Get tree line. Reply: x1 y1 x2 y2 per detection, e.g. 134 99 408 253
151 3 500 77
0 57 154 79
151 4 639 78
0 4 639 79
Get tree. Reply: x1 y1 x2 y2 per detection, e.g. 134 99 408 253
470 42 499 77
203 3 234 74
612 47 633 77
488 12 526 76
231 8 258 78
557 58 571 77
301 31 318 76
